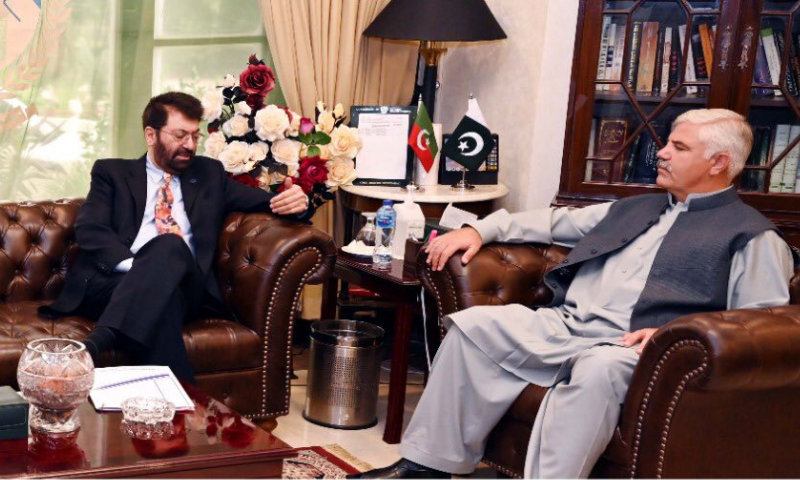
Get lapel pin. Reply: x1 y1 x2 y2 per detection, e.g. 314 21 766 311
189 178 197 184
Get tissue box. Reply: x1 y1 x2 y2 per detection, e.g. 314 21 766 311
0 386 28 440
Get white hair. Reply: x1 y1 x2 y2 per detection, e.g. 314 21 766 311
672 109 753 180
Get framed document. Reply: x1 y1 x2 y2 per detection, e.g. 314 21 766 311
350 106 416 186
438 134 499 185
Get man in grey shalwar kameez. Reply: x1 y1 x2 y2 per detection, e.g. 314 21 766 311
350 109 795 479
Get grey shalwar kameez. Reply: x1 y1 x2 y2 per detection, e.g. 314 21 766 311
399 188 794 478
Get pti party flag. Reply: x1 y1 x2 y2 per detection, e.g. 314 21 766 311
442 97 495 171
408 101 438 172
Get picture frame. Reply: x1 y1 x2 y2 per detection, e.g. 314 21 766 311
350 105 417 186
438 133 499 185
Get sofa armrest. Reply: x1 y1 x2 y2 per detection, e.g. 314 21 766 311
215 212 337 336
416 242 571 318
615 306 800 478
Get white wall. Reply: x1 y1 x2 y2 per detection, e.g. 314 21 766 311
436 0 580 211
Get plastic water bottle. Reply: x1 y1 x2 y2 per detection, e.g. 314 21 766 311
373 200 396 268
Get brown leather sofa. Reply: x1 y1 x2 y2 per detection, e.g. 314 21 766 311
418 242 800 478
0 199 336 422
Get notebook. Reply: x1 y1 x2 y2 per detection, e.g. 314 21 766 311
89 366 194 411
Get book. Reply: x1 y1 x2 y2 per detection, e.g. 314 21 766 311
626 21 644 91
761 28 784 96
623 134 643 183
636 22 660 93
699 23 714 79
653 27 666 96
660 26 673 95
679 25 698 94
602 23 618 91
597 16 612 89
790 34 800 97
609 24 627 93
669 27 681 92
742 127 764 191
774 30 799 97
586 118 597 182
769 124 791 192
754 40 775 97
692 32 710 80
627 122 670 184
596 118 628 158
782 125 800 192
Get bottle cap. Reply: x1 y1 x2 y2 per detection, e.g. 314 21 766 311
382 199 393 206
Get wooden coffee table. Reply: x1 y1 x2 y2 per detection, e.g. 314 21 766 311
0 384 298 478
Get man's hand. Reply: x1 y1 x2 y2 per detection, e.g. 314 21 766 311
424 227 483 271
270 177 308 215
622 328 658 355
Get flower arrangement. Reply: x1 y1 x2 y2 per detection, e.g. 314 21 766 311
201 54 361 208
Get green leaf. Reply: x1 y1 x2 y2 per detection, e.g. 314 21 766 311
306 146 321 157
313 132 331 145
298 133 314 145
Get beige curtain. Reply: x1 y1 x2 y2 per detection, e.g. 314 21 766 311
261 0 418 319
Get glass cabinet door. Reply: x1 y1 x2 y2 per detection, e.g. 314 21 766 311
585 0 729 185
740 1 800 195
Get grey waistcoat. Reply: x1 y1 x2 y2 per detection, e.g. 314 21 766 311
543 188 779 331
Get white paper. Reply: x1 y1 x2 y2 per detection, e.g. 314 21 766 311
355 113 410 180
90 366 194 411
439 203 479 230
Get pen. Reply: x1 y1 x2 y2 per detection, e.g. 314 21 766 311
428 230 438 242
93 373 170 391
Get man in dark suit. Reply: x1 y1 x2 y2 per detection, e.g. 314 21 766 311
39 92 311 381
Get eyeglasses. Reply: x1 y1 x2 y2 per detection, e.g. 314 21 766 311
159 128 205 144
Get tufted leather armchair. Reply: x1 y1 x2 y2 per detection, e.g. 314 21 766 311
418 243 800 478
0 199 336 422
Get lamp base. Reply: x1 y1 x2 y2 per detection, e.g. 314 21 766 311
451 180 475 191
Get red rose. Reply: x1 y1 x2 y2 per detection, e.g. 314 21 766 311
296 156 328 192
239 63 276 97
229 173 261 189
245 94 264 112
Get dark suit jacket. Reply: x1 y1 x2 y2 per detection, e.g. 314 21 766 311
41 154 312 317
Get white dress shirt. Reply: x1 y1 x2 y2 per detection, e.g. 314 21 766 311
115 155 196 272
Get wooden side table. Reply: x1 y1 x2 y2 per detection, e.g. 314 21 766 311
320 252 420 444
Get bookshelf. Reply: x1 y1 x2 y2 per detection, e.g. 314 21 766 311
558 0 800 247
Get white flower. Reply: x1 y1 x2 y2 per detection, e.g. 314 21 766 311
203 131 227 159
286 111 301 136
316 100 325 112
326 158 357 189
316 110 335 134
222 114 250 138
222 74 236 88
201 89 224 122
333 103 344 118
218 141 257 174
327 125 362 161
248 142 269 162
271 139 302 165
254 104 290 142
234 101 252 116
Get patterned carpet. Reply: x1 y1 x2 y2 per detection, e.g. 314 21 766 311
282 444 372 479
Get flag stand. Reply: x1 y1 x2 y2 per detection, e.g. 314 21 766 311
404 161 424 192
452 169 475 191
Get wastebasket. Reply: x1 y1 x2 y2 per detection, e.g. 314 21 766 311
303 320 384 429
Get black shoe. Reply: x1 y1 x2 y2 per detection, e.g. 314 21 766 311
347 458 450 479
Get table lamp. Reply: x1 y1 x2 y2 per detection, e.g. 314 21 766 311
363 0 507 121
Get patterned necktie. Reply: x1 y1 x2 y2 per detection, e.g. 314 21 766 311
155 173 183 237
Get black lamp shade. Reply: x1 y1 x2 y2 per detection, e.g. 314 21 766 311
363 0 507 42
